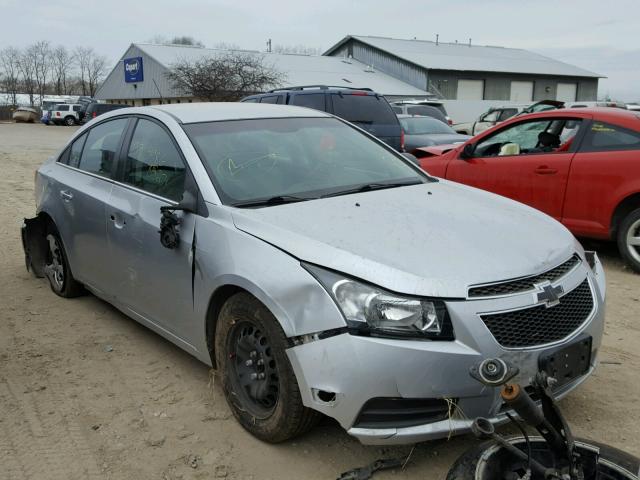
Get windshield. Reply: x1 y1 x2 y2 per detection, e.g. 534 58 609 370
184 117 428 206
400 117 455 135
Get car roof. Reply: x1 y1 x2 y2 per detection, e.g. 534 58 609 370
147 102 331 124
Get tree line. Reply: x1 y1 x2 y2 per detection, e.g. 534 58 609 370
0 41 109 106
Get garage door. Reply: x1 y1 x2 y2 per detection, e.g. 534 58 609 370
457 79 484 100
557 83 577 102
510 81 534 102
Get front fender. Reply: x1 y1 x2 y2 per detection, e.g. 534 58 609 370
193 208 346 343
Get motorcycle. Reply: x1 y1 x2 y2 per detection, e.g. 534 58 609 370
447 357 639 480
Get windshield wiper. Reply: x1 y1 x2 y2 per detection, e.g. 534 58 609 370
231 195 316 208
321 180 423 198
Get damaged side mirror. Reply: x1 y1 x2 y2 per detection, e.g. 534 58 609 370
159 190 197 249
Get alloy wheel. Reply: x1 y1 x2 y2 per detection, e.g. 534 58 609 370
626 218 640 264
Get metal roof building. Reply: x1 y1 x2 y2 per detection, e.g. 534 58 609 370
95 43 430 105
324 35 603 103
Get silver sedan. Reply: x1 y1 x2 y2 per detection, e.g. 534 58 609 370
22 103 606 445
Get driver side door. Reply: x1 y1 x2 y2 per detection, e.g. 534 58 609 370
106 117 196 339
446 118 583 220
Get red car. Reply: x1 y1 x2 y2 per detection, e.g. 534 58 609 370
415 107 640 271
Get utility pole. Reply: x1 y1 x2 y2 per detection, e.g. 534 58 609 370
266 38 272 53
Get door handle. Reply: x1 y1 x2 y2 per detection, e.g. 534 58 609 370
534 166 558 175
60 190 73 200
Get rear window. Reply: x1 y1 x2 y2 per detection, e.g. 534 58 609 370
581 122 640 152
259 95 281 104
290 93 326 111
332 94 398 125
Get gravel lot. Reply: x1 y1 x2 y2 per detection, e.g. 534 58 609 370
1 122 639 480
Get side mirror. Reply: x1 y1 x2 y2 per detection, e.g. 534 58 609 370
401 152 420 166
460 143 476 160
158 190 197 249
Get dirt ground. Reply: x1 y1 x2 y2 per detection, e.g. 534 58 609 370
0 122 638 480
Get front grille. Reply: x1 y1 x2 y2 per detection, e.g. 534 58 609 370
480 279 593 348
353 397 454 429
468 254 581 298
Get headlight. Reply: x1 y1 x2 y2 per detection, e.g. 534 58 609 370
304 264 454 340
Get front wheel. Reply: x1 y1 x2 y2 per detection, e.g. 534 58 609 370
447 436 640 480
617 208 640 273
214 293 320 443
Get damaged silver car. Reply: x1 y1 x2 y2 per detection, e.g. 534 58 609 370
22 103 606 445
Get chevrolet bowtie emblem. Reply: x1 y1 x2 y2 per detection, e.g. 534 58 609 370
535 281 564 308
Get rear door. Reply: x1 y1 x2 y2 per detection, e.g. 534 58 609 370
106 116 195 336
563 119 640 237
330 93 402 150
446 116 585 220
54 117 130 293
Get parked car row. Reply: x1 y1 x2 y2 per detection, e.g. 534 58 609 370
415 106 640 272
42 100 128 126
22 100 607 447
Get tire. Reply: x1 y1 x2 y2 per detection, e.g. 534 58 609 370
446 436 640 480
64 115 76 126
617 208 640 273
214 292 320 443
43 226 84 298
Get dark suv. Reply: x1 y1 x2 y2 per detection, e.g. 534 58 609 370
241 86 403 151
81 103 129 124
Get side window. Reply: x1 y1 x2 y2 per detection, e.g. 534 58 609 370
78 118 128 177
481 110 499 122
72 105 82 112
259 95 279 104
67 133 87 167
242 98 258 103
291 94 326 111
581 122 640 152
391 106 403 114
498 108 518 121
474 119 582 157
123 119 187 201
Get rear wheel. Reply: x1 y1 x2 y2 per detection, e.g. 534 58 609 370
44 227 84 298
64 115 76 126
214 292 320 443
617 208 640 273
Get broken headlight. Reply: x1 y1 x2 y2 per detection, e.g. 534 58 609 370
304 264 454 340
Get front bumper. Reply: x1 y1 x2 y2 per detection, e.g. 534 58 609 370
286 254 605 445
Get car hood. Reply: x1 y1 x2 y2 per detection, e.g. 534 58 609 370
407 133 470 147
230 182 576 298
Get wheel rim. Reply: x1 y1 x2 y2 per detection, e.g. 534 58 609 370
66 117 74 126
227 320 279 419
45 234 65 291
626 218 640 263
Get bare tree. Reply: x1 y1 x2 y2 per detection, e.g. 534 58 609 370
52 45 74 95
273 44 322 56
74 46 92 96
166 52 285 101
170 36 204 47
0 46 21 105
17 49 36 105
87 54 107 96
31 41 52 104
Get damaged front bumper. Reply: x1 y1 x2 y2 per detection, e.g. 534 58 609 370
286 257 605 445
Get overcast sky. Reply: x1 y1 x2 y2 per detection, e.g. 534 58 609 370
2 0 638 101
